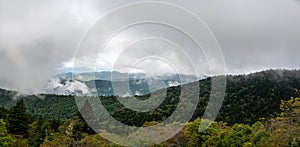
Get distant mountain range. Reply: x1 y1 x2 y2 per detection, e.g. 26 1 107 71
45 71 204 96
1 69 300 125
57 71 202 82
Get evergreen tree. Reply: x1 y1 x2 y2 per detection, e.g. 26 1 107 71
30 116 46 147
0 119 15 146
7 100 29 137
0 107 8 119
48 118 61 132
76 99 96 135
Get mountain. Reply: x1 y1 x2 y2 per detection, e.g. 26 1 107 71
46 71 202 96
1 69 300 126
57 71 201 82
0 88 20 109
85 77 199 96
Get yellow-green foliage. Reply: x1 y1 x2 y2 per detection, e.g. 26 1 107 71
264 96 300 147
185 118 269 147
0 119 16 147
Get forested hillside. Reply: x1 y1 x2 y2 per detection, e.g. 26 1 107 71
1 69 300 124
0 69 299 146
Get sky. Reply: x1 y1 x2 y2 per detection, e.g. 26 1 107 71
0 0 300 93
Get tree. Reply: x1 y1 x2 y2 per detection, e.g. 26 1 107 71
185 118 224 146
265 96 300 146
7 100 29 137
76 100 97 135
78 135 112 147
250 122 270 146
0 107 8 119
41 133 76 147
0 119 15 146
41 119 78 146
30 116 46 147
221 124 253 146
185 118 270 147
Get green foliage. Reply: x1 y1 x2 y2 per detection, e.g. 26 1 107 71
216 70 300 125
6 100 29 137
78 135 114 147
41 133 76 147
0 69 300 146
264 96 300 147
76 99 97 135
250 122 270 146
9 136 30 147
0 119 15 147
29 116 46 147
1 69 300 127
24 94 77 120
0 108 8 120
161 129 188 147
0 119 7 136
221 124 253 146
185 118 270 147
185 118 223 146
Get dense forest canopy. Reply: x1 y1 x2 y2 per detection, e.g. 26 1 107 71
1 69 300 124
0 69 299 146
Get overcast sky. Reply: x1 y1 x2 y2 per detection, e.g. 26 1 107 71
0 0 300 93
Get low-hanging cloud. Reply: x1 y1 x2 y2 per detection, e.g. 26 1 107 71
44 78 91 96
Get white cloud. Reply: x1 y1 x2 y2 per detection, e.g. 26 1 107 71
44 78 91 96
1 0 300 93
167 81 180 87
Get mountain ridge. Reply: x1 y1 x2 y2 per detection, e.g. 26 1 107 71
1 69 300 126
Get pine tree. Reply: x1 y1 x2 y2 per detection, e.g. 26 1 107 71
76 100 96 135
30 116 46 147
0 107 8 119
0 119 15 146
7 100 29 137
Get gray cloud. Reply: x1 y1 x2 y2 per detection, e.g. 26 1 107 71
189 0 300 73
0 0 104 93
0 0 300 93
